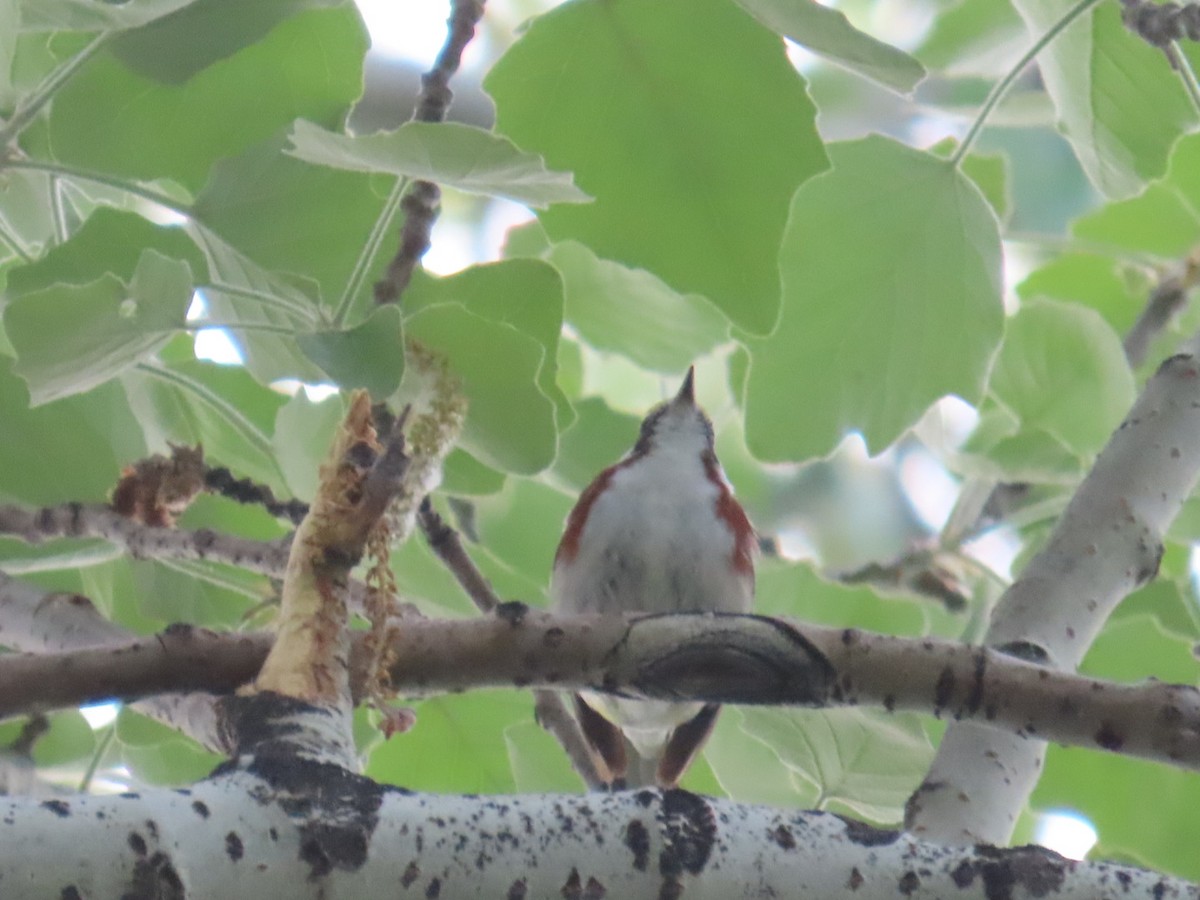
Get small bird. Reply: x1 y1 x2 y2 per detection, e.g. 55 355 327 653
551 367 755 788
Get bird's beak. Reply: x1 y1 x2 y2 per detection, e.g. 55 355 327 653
673 366 696 406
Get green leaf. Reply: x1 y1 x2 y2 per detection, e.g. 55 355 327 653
486 0 828 335
988 298 1134 459
47 4 366 193
1073 133 1200 258
185 223 327 385
548 241 730 373
1017 253 1144 339
745 135 1003 461
0 358 145 504
736 707 933 824
287 120 590 208
756 558 959 638
116 708 222 786
30 710 94 767
121 352 287 490
915 0 1026 77
5 207 207 297
504 720 585 793
6 249 193 404
931 138 1012 223
472 477 574 593
17 0 200 31
297 305 403 398
552 396 640 492
273 390 345 501
1009 0 1197 199
193 133 391 308
404 261 567 472
106 0 344 82
732 0 925 93
441 449 506 496
366 691 529 793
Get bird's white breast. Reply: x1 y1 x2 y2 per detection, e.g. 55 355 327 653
551 448 752 617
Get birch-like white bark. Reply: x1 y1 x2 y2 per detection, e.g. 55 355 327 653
0 767 1193 899
3 595 1199 773
909 350 1200 844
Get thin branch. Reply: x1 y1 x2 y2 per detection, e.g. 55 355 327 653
417 498 499 613
3 610 1200 776
1124 245 1200 367
416 496 605 788
372 0 486 305
0 503 292 575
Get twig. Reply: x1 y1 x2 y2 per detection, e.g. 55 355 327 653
415 495 604 787
204 466 309 525
417 498 499 613
373 0 487 305
1124 244 1200 367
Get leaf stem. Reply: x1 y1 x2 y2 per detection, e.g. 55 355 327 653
0 32 109 147
952 0 1105 165
78 723 117 793
133 362 279 468
0 159 192 219
1171 43 1200 117
333 176 408 327
202 283 324 325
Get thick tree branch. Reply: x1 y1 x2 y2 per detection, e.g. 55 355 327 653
0 769 1193 897
910 349 1200 844
3 609 1199 774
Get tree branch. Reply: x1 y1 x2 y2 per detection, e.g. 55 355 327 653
373 0 487 305
909 348 1200 844
4 607 1199 774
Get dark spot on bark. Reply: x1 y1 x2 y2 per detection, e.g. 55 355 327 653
543 627 565 647
402 860 421 887
899 871 920 895
657 879 683 900
507 878 528 900
771 824 796 850
883 694 895 713
225 832 244 862
836 815 900 847
934 666 954 715
562 867 582 898
41 799 70 818
583 876 607 898
425 876 442 898
658 789 717 877
846 867 863 890
128 831 148 857
994 641 1049 664
1095 722 1124 751
634 790 656 808
1153 880 1168 899
951 860 975 887
1137 541 1164 584
61 888 83 900
495 601 528 626
129 851 184 900
191 800 210 819
624 820 650 871
975 844 1067 900
841 628 858 646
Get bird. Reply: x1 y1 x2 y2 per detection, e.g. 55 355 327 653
550 367 756 788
